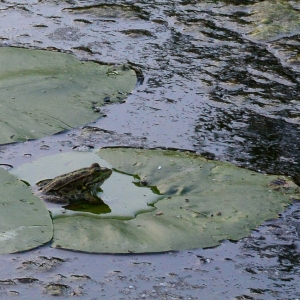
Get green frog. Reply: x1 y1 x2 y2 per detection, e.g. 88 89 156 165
36 163 112 204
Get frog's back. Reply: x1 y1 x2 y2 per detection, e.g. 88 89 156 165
36 179 53 191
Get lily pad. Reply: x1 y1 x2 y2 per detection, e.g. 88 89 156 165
0 168 53 254
0 47 136 144
52 148 299 253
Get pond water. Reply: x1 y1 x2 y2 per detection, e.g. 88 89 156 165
0 0 299 299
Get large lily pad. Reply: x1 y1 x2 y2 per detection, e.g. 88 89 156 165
0 47 136 144
0 168 53 254
52 148 299 253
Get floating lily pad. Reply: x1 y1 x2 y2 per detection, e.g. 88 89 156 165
0 168 53 254
0 47 136 144
52 148 299 253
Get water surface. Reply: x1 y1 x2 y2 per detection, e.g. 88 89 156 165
0 0 299 298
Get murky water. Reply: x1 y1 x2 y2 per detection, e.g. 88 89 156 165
0 0 300 299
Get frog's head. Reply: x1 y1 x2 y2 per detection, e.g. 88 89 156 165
89 163 112 185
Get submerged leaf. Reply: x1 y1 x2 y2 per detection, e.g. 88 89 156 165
52 148 298 253
0 47 136 144
0 168 53 254
247 1 300 40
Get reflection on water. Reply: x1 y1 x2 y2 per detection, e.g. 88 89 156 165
195 108 300 177
65 201 112 215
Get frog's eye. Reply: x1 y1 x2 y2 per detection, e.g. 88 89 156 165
90 163 101 168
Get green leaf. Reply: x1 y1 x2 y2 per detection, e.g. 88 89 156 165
0 47 136 144
51 148 298 253
0 168 53 254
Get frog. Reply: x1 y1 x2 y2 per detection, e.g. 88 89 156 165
36 163 112 204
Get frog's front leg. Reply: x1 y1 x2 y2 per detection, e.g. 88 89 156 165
83 183 103 193
83 192 105 204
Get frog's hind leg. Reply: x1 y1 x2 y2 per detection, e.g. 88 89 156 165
42 194 70 205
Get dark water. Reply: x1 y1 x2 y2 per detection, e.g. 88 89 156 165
0 0 300 299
